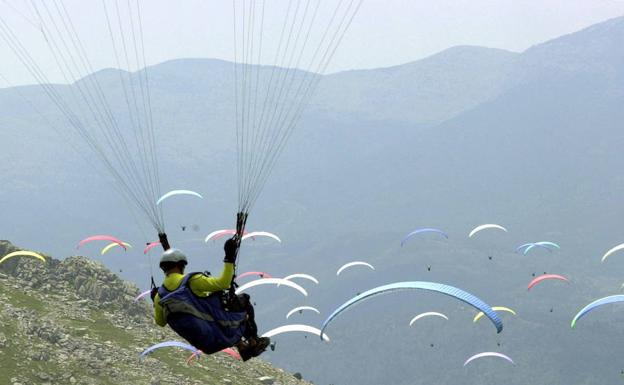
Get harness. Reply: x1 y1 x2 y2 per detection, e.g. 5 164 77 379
157 272 248 354
158 272 246 329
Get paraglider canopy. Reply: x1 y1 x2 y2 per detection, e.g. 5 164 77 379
0 251 46 265
336 261 375 276
321 281 503 339
156 190 203 205
464 352 515 366
409 312 448 326
468 224 507 238
262 324 330 342
401 228 448 247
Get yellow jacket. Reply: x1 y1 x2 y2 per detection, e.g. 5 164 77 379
153 263 235 327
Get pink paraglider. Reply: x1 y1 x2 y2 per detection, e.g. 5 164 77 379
185 348 241 365
143 241 161 254
205 229 251 242
77 235 127 250
527 274 570 290
238 271 273 280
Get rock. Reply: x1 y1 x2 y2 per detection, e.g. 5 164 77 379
257 376 275 385
0 332 7 348
293 372 303 380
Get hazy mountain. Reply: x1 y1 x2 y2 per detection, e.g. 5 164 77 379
2 15 624 385
314 45 518 125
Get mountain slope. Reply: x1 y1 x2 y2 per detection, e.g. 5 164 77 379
0 241 308 385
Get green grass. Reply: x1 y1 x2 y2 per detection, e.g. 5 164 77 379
0 286 47 313
0 317 21 383
62 311 138 348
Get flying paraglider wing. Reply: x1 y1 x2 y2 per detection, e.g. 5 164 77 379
134 290 152 302
464 352 515 366
571 295 624 328
409 312 449 326
143 242 161 254
156 190 203 205
205 229 249 242
0 251 46 265
235 278 308 297
283 274 320 285
186 348 240 364
237 271 273 280
286 306 321 319
101 242 132 255
321 281 503 339
241 232 281 243
535 241 560 249
468 224 508 238
515 243 534 253
336 261 375 276
220 348 241 360
401 228 449 246
523 241 560 255
601 243 624 263
77 235 127 250
527 274 570 290
262 324 330 341
473 307 516 323
140 341 199 358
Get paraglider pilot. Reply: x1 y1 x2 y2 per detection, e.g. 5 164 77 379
151 237 270 361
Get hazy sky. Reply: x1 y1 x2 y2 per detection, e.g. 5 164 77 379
0 0 623 85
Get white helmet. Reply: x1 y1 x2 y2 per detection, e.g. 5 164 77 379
159 248 188 265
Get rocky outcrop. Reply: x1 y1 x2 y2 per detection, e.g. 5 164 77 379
0 240 310 385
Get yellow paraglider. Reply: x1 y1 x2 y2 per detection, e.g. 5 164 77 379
473 307 516 323
0 251 46 265
100 242 132 255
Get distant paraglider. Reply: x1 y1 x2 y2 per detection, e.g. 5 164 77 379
242 232 282 243
401 228 448 247
523 241 560 255
143 242 161 254
571 295 624 328
156 190 203 205
262 324 330 341
0 250 46 265
283 274 320 285
601 243 624 263
235 278 308 297
286 306 321 319
186 348 241 364
100 242 132 255
474 307 516 323
463 352 515 366
204 229 280 243
409 312 449 326
134 290 152 302
237 271 273 280
527 274 570 290
468 224 508 238
140 341 199 359
336 261 375 276
321 281 503 339
77 235 127 250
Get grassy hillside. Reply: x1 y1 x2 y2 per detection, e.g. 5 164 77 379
0 240 308 385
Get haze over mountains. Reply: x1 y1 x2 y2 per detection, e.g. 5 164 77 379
2 15 624 385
